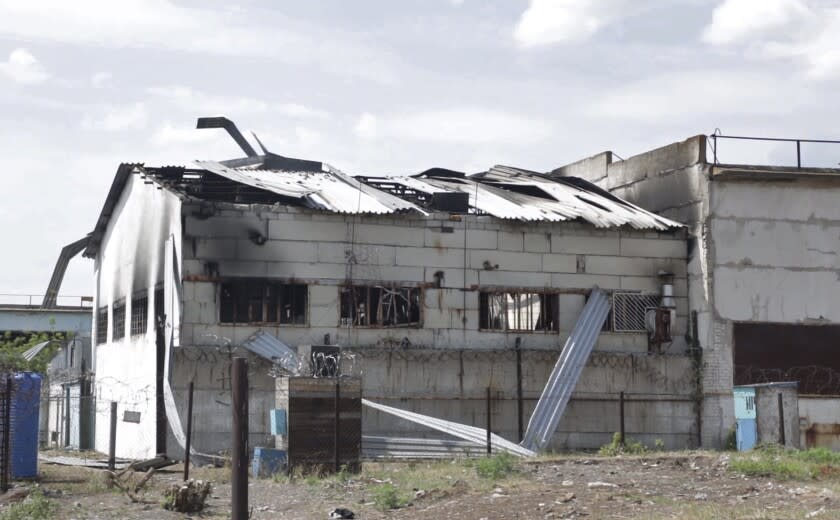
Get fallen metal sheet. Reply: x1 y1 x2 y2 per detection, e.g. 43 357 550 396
362 399 535 457
39 454 131 470
21 340 54 361
162 237 224 466
362 435 488 459
241 330 302 375
521 287 611 452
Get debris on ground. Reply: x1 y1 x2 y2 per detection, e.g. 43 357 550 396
329 507 356 519
162 479 212 513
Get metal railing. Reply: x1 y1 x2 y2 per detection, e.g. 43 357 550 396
710 132 840 169
0 294 93 308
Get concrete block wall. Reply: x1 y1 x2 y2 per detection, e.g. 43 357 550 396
171 202 695 451
166 347 277 457
180 204 689 354
356 348 696 450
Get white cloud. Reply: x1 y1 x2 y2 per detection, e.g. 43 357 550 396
0 0 398 83
586 70 802 121
702 0 813 45
360 108 552 145
147 85 329 119
355 112 378 139
81 102 148 131
702 0 840 80
90 71 112 88
149 122 218 146
514 0 621 47
0 48 49 84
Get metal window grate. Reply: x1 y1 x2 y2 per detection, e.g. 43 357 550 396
612 292 661 332
130 297 148 336
113 304 126 341
95 307 108 345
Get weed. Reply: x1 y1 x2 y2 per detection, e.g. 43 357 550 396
372 483 408 511
598 432 648 456
653 439 665 451
0 491 54 520
728 446 840 480
475 453 516 480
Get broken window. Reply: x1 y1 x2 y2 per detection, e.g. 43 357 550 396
479 291 558 332
113 301 126 341
340 285 422 327
95 306 108 345
219 279 307 325
131 296 148 336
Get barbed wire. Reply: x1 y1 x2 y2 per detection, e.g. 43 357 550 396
735 364 840 395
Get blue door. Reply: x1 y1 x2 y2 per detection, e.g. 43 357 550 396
737 419 757 451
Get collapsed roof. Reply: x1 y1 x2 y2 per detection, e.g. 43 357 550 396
83 118 681 257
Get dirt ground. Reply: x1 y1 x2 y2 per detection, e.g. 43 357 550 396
4 451 839 519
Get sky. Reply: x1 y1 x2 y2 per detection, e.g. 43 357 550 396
1 0 839 299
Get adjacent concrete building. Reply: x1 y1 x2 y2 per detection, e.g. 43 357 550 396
84 120 694 459
553 134 840 448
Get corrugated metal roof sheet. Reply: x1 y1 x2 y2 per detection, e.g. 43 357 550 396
241 330 302 375
362 166 682 229
196 160 424 215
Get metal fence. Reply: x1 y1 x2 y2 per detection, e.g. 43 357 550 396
709 133 840 169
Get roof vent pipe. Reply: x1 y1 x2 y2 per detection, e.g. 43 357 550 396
196 116 258 157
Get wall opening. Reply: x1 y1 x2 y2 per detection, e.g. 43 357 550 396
479 291 558 332
734 323 840 395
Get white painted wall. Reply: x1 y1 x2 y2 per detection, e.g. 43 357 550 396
93 172 181 459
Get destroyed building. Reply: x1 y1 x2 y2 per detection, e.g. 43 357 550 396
83 119 693 459
555 134 840 449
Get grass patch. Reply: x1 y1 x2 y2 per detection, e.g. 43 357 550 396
0 491 54 520
598 432 649 456
475 453 517 480
371 482 409 511
729 445 840 480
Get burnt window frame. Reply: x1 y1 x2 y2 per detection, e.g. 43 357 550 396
339 285 423 328
479 290 559 333
112 300 126 341
95 306 108 345
219 278 308 325
130 293 148 336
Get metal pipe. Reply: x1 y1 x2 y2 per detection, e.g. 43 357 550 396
796 140 801 168
108 401 117 471
231 357 248 520
486 387 492 455
334 379 341 472
184 381 194 481
619 391 625 447
777 393 786 446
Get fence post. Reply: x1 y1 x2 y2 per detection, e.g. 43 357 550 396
184 381 194 481
778 393 786 446
486 387 492 455
231 358 248 520
515 337 524 442
334 379 341 472
108 401 117 471
796 140 801 169
619 391 626 447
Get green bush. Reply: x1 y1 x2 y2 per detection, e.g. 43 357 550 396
0 491 54 520
372 483 407 511
475 452 516 480
598 432 648 456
